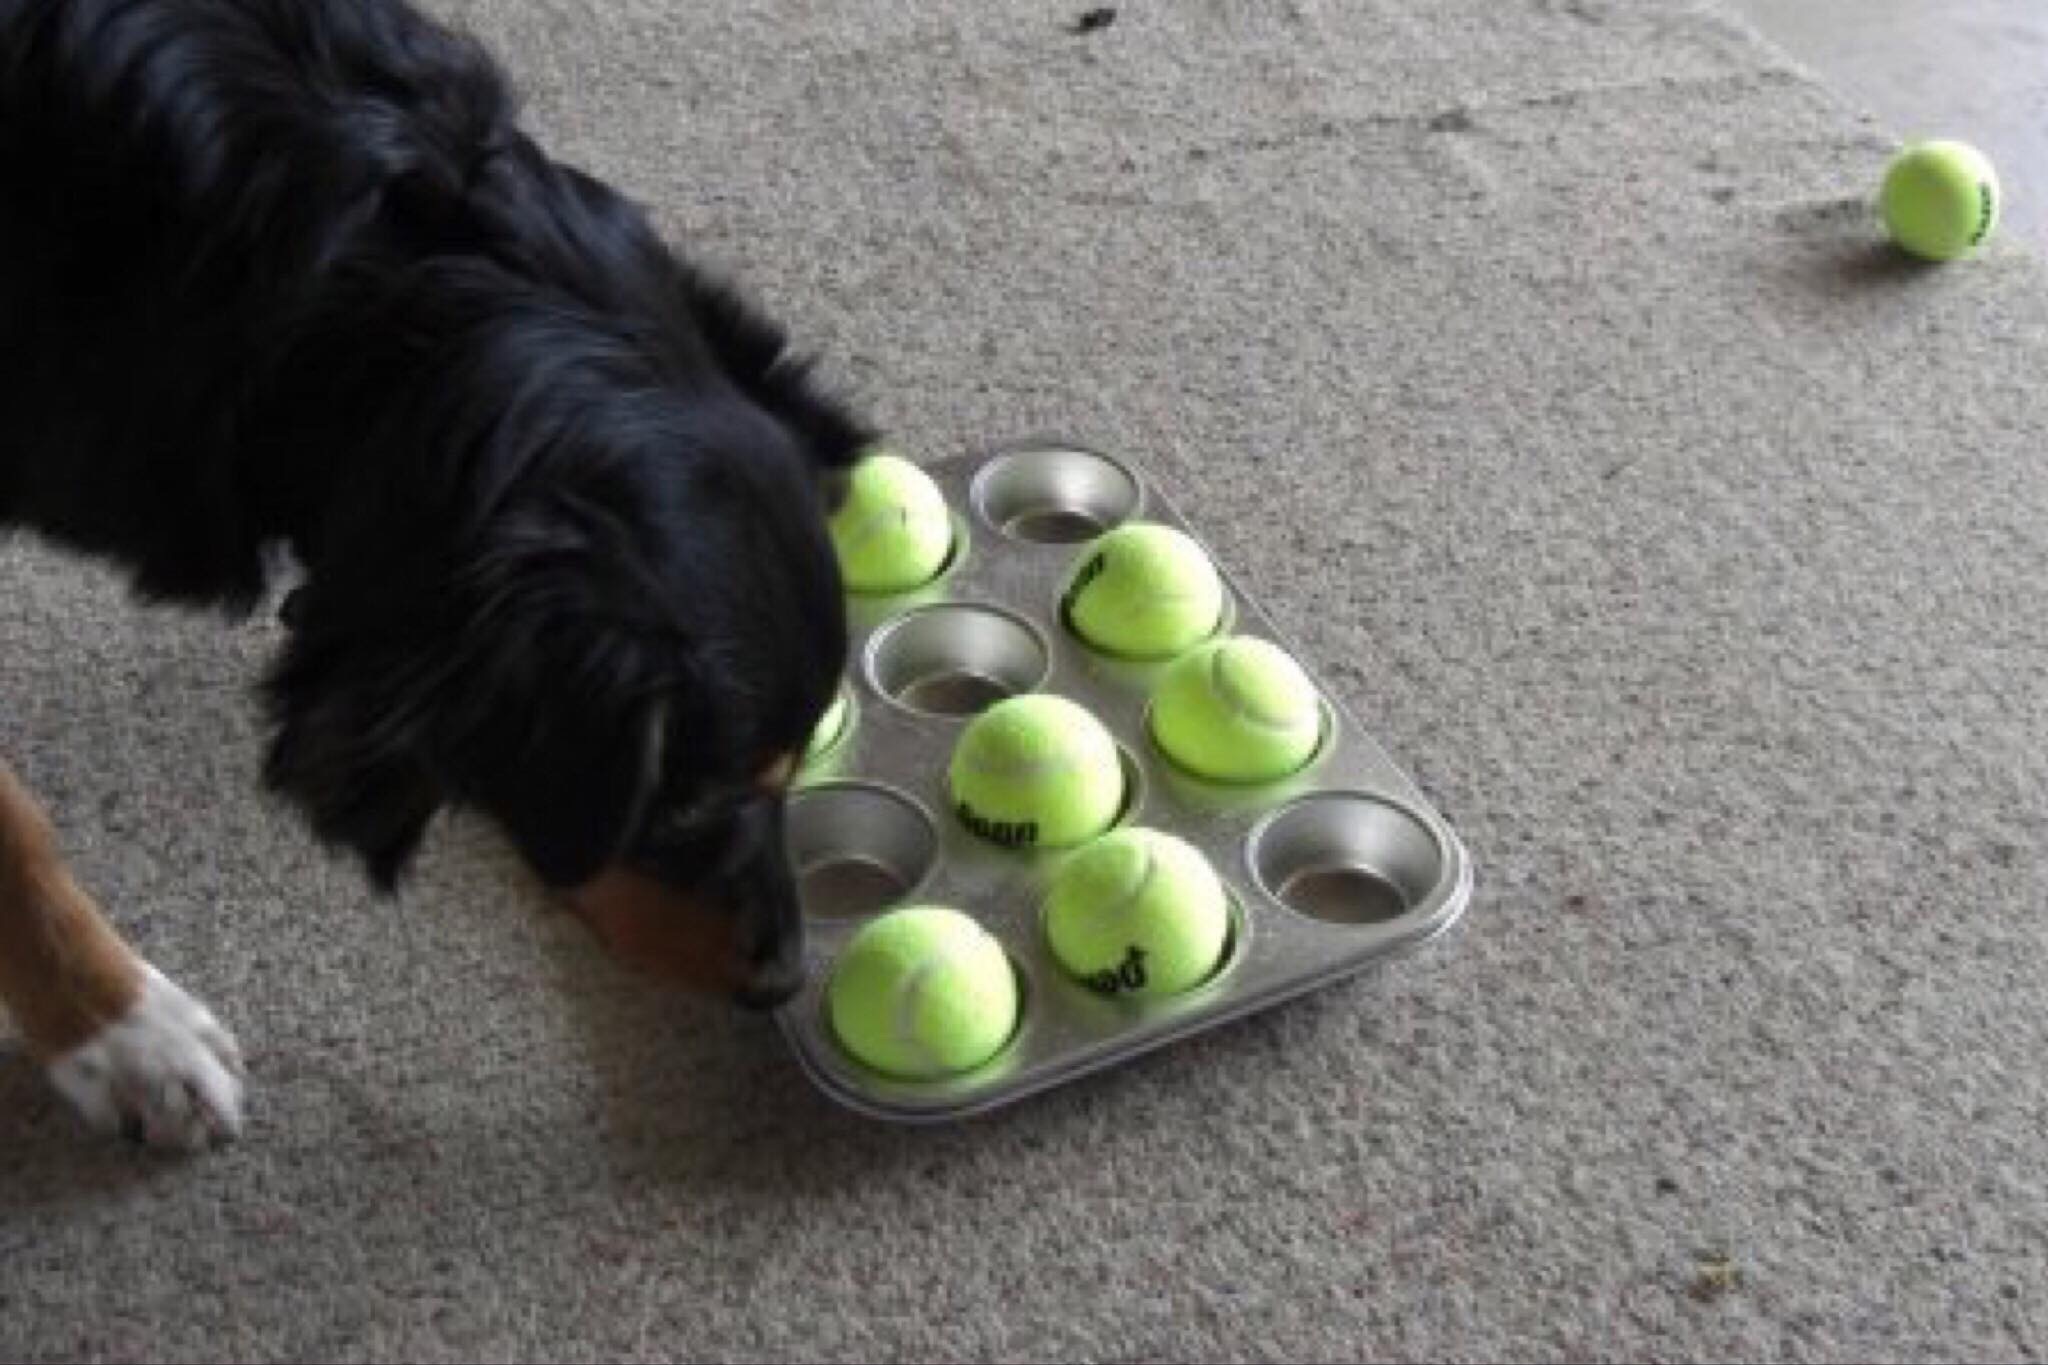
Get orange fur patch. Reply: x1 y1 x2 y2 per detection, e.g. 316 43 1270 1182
565 864 745 993
0 763 145 1057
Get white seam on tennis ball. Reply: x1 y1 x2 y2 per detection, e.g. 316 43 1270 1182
1095 838 1160 926
1207 646 1315 734
890 951 947 1075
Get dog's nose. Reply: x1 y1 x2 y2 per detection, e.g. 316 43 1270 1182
732 957 806 1012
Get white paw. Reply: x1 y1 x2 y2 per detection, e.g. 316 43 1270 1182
47 965 246 1151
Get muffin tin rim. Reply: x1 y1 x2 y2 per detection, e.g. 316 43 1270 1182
781 438 1474 1120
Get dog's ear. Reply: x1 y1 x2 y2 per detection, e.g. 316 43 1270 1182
426 643 666 893
262 588 448 889
667 265 876 473
264 502 678 894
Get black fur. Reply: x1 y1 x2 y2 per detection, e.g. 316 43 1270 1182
0 0 871 1002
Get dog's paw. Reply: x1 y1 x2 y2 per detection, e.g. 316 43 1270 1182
46 965 246 1151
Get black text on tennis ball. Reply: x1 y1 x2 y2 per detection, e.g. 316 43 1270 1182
948 695 1124 850
1043 828 1230 998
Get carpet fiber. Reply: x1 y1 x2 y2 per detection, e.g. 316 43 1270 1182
6 1 2048 1360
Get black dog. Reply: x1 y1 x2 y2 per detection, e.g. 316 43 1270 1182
0 0 868 1147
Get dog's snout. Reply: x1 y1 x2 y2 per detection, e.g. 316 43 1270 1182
719 799 808 1008
569 796 810 1002
730 888 806 1010
733 956 806 1011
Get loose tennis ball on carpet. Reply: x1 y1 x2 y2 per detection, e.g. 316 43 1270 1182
829 451 954 593
803 690 851 764
949 694 1124 850
1881 140 1999 262
827 906 1019 1079
1060 522 1226 660
1044 828 1231 998
1149 637 1322 784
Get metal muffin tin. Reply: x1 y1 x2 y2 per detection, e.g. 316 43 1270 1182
780 440 1474 1121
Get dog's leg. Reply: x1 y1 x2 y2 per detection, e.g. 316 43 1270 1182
0 761 244 1149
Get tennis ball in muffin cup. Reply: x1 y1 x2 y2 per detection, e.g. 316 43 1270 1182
829 451 955 593
1042 827 1231 998
1148 637 1323 784
826 906 1020 1079
948 695 1125 851
1059 522 1225 660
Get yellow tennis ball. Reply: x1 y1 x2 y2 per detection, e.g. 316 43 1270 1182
949 695 1124 850
826 906 1019 1079
1060 522 1225 660
803 690 851 765
829 451 954 593
1043 828 1231 998
1881 140 1999 262
1149 637 1322 783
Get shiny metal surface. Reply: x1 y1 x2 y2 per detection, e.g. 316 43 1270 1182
780 441 1475 1121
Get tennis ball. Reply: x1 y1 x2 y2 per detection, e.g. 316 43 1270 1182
829 451 954 593
949 694 1124 850
1881 140 1999 262
1043 828 1231 998
826 906 1019 1079
803 690 851 764
1060 522 1225 660
1149 637 1322 784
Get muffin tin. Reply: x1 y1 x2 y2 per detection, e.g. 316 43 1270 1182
781 440 1474 1121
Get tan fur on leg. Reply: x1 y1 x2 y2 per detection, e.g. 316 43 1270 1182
0 761 145 1058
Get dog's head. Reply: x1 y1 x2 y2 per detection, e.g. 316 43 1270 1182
261 212 869 1008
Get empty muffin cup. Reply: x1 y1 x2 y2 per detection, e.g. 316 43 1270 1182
787 783 940 920
1247 793 1446 926
865 604 1051 716
972 446 1143 544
